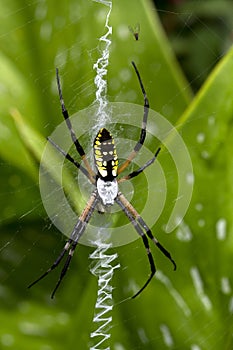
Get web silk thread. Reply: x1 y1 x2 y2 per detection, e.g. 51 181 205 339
90 1 119 349
93 0 112 127
90 242 120 350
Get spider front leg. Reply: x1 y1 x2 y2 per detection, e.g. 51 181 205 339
118 61 149 174
56 68 95 179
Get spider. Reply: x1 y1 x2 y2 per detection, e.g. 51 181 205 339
28 61 176 299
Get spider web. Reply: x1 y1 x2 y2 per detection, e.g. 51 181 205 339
88 1 120 349
0 1 233 350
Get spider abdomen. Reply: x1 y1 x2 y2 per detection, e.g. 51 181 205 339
94 128 118 181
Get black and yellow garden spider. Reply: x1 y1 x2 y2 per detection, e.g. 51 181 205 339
28 61 176 299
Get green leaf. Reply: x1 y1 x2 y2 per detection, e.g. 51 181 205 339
2 1 232 350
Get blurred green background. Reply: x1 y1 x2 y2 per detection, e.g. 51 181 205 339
1 0 233 349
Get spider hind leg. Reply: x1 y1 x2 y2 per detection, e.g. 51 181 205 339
28 190 99 298
27 239 73 291
51 241 77 299
115 193 176 298
131 234 156 299
137 216 177 271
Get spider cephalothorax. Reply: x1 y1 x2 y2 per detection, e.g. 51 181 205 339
28 62 176 299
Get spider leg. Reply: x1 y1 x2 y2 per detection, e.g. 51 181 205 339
115 195 156 298
137 215 176 270
27 239 73 289
118 147 161 183
56 68 95 178
118 192 176 269
47 137 95 184
28 190 99 298
118 61 149 175
50 190 99 298
51 241 77 299
116 192 176 297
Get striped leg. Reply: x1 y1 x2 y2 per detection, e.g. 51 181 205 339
118 147 161 183
118 61 149 174
56 68 95 178
47 137 95 184
27 239 73 290
28 190 99 298
115 195 156 298
116 192 176 298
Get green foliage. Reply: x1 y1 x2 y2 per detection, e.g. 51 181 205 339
0 1 233 349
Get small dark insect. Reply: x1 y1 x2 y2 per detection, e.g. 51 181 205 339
28 61 176 299
128 23 140 41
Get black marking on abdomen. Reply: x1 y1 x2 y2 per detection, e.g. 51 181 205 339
93 128 118 181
